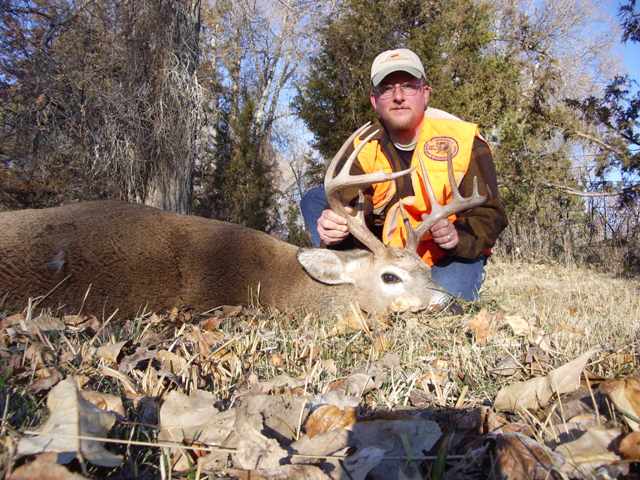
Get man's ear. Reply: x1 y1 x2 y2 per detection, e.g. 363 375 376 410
297 248 370 285
422 84 431 108
370 91 378 110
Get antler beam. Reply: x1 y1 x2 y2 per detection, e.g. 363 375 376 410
325 123 413 255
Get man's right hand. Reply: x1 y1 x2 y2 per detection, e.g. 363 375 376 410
317 208 351 245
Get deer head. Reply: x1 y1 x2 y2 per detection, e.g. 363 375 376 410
297 123 487 314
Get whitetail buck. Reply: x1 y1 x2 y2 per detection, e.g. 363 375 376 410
0 124 486 318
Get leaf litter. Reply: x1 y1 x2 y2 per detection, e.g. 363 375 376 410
1 276 640 479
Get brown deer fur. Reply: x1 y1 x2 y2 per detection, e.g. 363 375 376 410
0 201 447 317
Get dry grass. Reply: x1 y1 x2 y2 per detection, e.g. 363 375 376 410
0 257 639 478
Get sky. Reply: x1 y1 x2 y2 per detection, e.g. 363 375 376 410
603 0 639 79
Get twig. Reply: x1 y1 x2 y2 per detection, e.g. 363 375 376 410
20 431 236 454
583 371 601 426
542 182 640 197
18 430 467 462
1 391 10 436
571 131 627 157
89 309 119 347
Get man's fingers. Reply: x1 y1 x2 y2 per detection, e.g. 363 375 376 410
319 217 348 233
317 208 350 245
322 209 348 225
430 218 449 233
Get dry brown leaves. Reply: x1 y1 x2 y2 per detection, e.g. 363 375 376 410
3 301 640 479
600 377 640 431
9 455 89 480
494 349 597 412
16 378 122 467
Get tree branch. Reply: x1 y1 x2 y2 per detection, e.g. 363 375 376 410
542 182 640 197
571 131 627 157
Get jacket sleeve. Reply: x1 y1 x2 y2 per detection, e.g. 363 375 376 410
451 137 508 259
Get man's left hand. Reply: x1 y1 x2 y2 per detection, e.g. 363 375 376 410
430 219 458 250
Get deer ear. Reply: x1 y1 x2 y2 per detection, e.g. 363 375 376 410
297 248 369 285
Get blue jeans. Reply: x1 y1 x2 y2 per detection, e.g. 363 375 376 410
300 185 485 301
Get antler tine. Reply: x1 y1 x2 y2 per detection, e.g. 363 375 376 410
325 123 414 255
408 150 487 246
399 202 420 252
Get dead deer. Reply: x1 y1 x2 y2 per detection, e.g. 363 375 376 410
0 124 486 318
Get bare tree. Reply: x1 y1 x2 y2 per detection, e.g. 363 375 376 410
196 0 328 228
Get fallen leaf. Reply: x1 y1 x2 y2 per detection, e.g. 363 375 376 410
96 341 127 364
200 315 224 331
312 390 360 409
25 343 55 369
16 378 122 467
226 465 330 479
159 390 233 445
420 359 450 389
292 418 441 478
24 312 66 332
156 349 188 374
239 394 310 443
494 350 597 412
327 373 380 397
339 446 387 480
600 377 640 431
28 368 63 393
305 405 357 438
504 314 533 337
270 353 284 368
9 456 89 479
328 307 370 335
81 391 125 417
555 427 621 476
492 432 563 479
159 389 234 472
231 411 288 470
466 309 500 344
101 366 141 399
491 356 521 377
118 347 156 373
619 431 640 460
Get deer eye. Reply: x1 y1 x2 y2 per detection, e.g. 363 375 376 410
382 272 402 284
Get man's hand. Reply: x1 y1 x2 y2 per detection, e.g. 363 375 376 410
317 208 352 246
430 218 458 250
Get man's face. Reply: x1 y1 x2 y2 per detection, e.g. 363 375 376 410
370 71 430 136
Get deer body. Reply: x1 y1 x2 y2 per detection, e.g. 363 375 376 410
0 201 327 314
0 201 442 316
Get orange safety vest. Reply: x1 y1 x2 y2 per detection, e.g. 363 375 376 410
354 110 480 266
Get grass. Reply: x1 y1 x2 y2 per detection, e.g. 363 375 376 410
0 256 639 478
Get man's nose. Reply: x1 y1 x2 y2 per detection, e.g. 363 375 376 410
392 85 406 101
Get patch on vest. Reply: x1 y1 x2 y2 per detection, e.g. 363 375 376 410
424 136 459 161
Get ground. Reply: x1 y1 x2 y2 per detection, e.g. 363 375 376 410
1 258 639 479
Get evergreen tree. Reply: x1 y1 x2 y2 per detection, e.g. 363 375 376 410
294 0 586 258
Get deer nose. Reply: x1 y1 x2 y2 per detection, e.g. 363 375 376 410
426 291 452 312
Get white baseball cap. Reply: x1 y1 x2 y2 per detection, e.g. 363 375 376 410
370 48 426 87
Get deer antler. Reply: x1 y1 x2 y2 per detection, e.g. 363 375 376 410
325 122 413 255
402 150 487 252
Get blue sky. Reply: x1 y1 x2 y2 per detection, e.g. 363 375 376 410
604 0 639 79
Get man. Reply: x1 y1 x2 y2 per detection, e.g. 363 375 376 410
300 48 507 301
